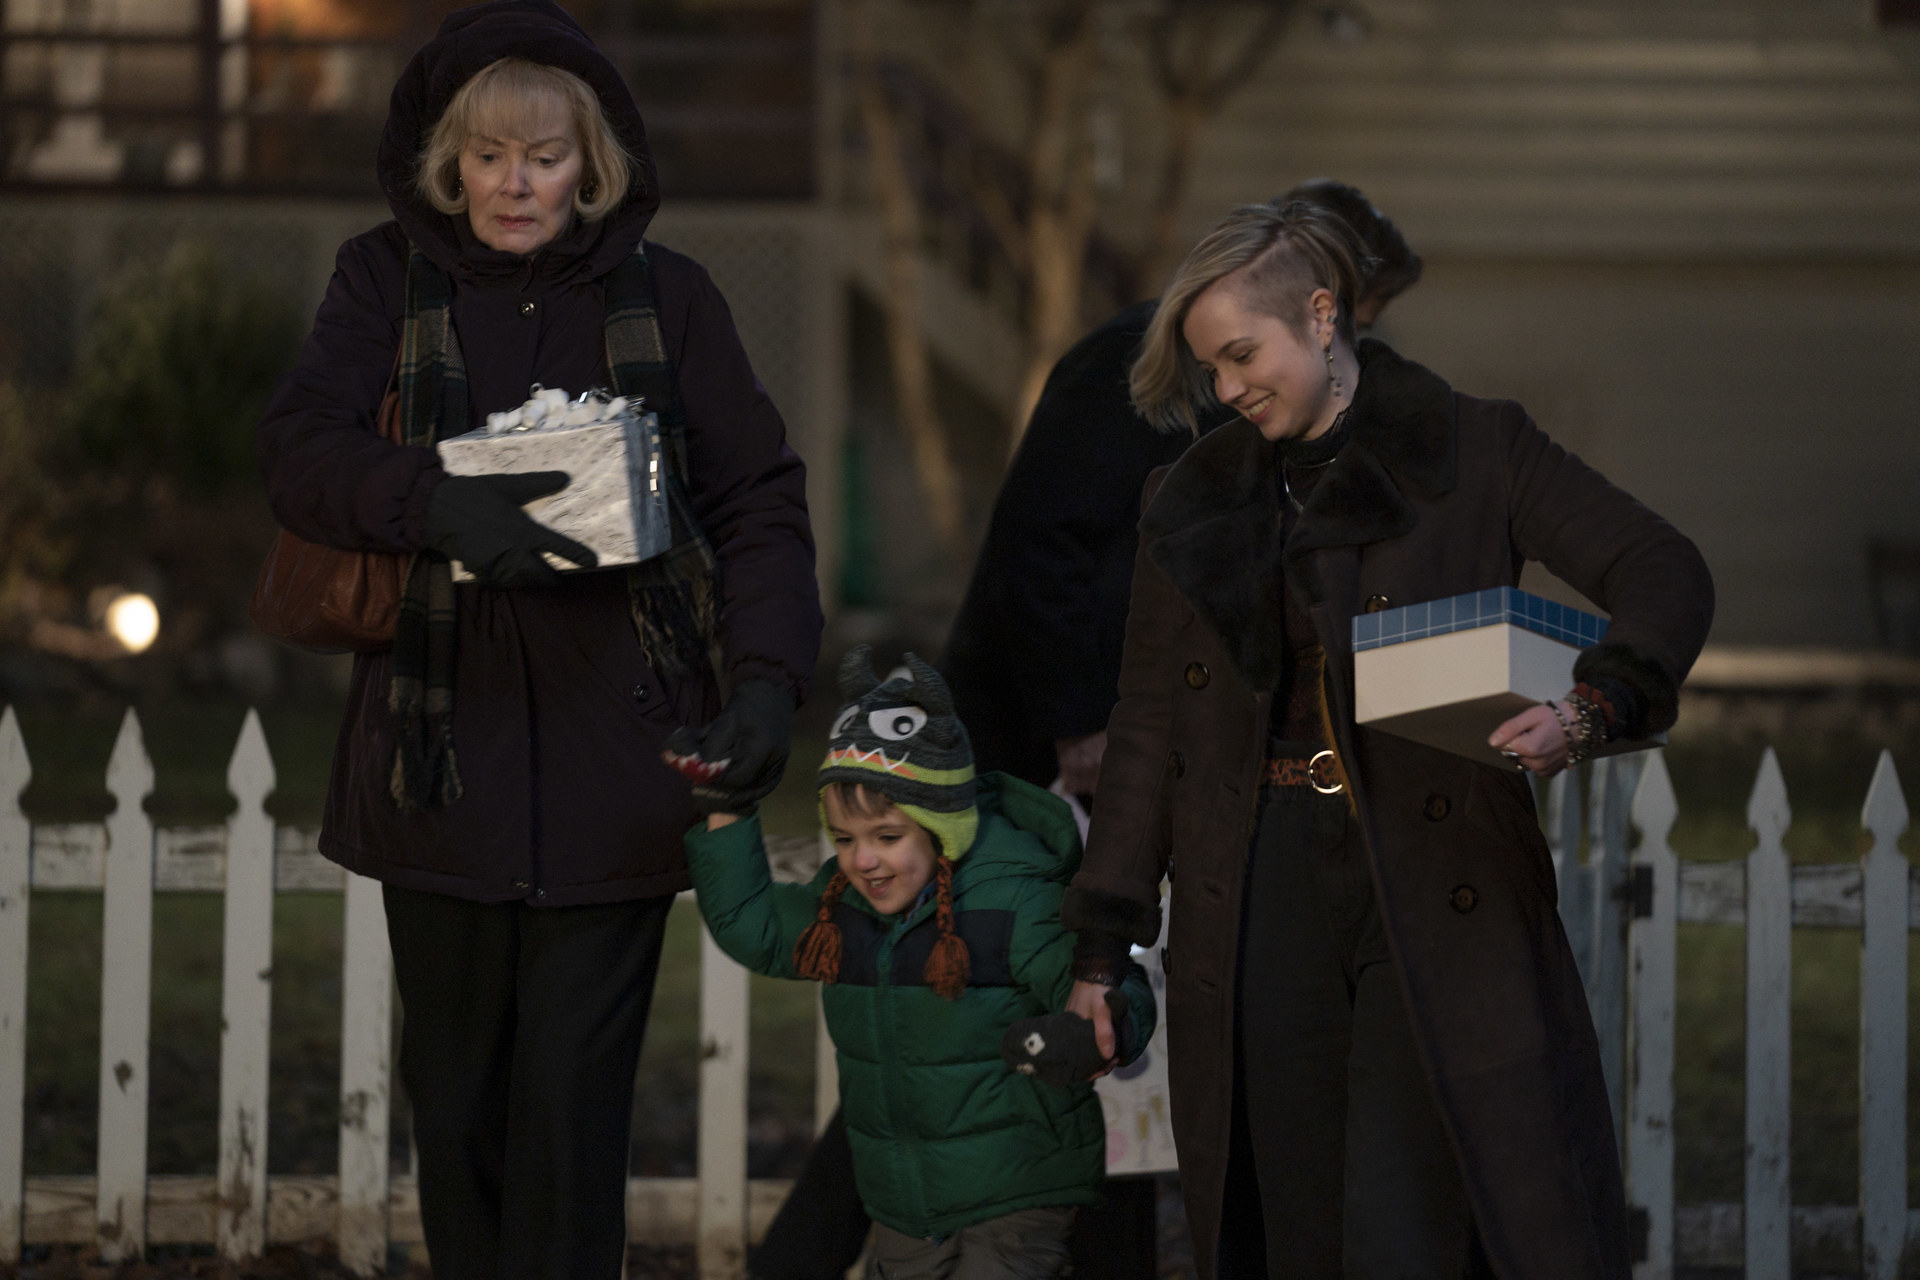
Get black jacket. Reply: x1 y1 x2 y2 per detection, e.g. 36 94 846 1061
943 301 1218 784
256 0 822 905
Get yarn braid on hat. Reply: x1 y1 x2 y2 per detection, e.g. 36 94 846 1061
794 645 975 999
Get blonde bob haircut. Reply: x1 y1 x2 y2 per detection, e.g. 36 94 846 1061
1132 200 1372 436
416 57 635 222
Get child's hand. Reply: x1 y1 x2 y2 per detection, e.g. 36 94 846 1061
1001 1012 1109 1087
706 812 742 831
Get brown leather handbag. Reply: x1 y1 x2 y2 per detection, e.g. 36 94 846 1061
249 369 412 654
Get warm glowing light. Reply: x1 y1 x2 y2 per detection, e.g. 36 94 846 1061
105 593 159 654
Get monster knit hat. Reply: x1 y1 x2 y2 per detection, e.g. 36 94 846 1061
816 646 979 861
797 646 977 999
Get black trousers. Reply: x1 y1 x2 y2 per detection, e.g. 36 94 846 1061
384 884 674 1280
1219 776 1489 1280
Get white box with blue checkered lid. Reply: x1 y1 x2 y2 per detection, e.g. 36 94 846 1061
1353 587 1660 765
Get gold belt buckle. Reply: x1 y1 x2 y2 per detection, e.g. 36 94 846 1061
1308 749 1344 795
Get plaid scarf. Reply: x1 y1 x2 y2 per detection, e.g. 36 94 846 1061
389 243 719 812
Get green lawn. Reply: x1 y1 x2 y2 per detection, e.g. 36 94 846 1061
23 890 819 1181
24 892 350 1177
10 694 1920 1207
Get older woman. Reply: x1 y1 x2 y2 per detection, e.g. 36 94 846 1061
1063 202 1712 1280
255 2 821 1274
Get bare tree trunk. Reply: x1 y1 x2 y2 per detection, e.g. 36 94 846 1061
1143 91 1205 291
850 0 966 551
1008 1 1099 451
1140 3 1295 292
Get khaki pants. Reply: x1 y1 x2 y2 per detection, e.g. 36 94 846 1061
868 1206 1077 1280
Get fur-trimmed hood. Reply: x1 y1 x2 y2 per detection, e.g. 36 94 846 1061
1142 339 1458 689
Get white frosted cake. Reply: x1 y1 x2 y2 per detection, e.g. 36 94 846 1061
1353 588 1659 766
437 389 672 580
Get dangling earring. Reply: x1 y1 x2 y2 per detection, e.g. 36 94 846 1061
1324 342 1339 397
452 172 463 197
581 176 598 202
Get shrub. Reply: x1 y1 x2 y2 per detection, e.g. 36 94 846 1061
61 241 302 499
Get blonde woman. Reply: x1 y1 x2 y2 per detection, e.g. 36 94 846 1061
1061 202 1712 1279
256 2 821 1274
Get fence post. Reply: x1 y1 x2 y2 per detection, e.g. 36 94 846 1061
338 873 392 1276
1549 767 1594 983
814 991 837 1137
0 709 30 1263
1744 748 1792 1280
1589 754 1640 1140
1626 750 1678 1280
698 926 750 1280
814 832 838 1138
97 709 154 1262
217 711 275 1259
1859 751 1910 1280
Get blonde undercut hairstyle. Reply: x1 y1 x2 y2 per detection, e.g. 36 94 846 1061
417 57 634 222
1132 201 1372 436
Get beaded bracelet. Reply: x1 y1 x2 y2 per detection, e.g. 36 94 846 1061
1546 694 1606 767
1569 691 1606 759
1571 681 1619 738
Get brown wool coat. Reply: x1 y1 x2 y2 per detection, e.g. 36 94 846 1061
1065 340 1713 1280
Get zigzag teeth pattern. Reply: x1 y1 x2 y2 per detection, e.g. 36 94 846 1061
828 744 912 775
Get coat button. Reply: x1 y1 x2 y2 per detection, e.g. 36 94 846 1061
1365 594 1391 613
632 684 649 701
1449 884 1479 914
1185 662 1210 689
510 879 529 891
1423 793 1451 822
520 300 536 316
1167 749 1186 778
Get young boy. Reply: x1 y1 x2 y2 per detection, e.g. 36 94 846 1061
682 647 1155 1279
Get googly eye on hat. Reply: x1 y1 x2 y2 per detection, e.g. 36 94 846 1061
816 644 978 860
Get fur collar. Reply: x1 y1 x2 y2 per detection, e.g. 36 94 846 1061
1142 340 1458 689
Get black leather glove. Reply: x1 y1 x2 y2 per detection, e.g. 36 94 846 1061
424 471 597 589
1001 991 1136 1088
661 678 797 814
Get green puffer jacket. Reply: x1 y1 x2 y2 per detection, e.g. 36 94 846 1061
686 773 1155 1239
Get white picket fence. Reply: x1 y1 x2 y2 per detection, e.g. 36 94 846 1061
2 704 1917 1276
1547 747 1916 1279
0 705 831 1275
